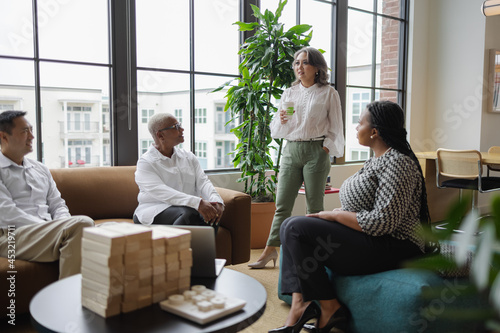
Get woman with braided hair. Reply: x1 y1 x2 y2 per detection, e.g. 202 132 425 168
269 101 431 333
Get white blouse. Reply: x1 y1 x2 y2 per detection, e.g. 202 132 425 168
269 83 345 157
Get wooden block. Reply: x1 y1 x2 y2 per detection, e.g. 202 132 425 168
153 264 166 275
138 247 152 258
83 227 126 249
165 280 178 290
152 273 165 286
121 301 139 313
139 285 152 298
81 264 123 282
139 278 151 289
81 268 124 292
165 253 178 263
139 238 152 250
138 267 152 280
82 286 122 308
179 267 190 278
166 244 181 253
123 279 139 297
153 281 166 293
137 294 152 308
82 296 120 318
153 255 165 266
82 276 123 296
165 262 179 272
166 270 179 281
82 249 123 267
82 238 124 257
82 257 123 274
102 223 152 241
178 248 192 260
180 257 193 269
152 291 166 303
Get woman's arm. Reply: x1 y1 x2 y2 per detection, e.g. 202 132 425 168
307 208 362 232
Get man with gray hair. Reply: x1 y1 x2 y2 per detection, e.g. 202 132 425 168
133 113 224 229
0 110 94 279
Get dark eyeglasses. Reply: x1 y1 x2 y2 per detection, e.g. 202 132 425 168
158 123 183 132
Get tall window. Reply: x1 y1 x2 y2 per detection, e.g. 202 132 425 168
0 0 409 169
0 0 111 169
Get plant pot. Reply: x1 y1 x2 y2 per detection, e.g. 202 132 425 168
250 201 276 249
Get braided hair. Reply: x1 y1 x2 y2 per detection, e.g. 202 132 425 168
366 101 436 251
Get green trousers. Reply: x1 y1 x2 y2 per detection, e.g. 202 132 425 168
266 140 331 247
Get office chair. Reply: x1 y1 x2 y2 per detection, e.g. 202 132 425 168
435 149 500 231
487 146 500 176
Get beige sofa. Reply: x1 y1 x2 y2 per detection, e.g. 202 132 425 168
0 166 251 316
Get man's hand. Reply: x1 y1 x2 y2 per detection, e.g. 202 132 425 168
198 199 219 225
210 202 224 225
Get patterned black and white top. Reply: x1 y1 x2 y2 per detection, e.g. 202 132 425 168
339 148 425 252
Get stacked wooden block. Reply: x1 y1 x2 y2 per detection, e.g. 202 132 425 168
81 223 192 317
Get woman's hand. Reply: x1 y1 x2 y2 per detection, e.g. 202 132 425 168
308 208 363 232
306 210 338 221
280 109 288 124
322 146 329 154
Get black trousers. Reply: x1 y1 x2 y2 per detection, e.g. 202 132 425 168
280 216 422 302
133 206 208 227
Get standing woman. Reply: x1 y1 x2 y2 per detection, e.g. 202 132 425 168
248 47 344 268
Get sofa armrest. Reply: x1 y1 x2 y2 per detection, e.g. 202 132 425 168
215 187 251 265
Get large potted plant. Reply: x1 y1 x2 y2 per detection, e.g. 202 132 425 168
213 0 313 247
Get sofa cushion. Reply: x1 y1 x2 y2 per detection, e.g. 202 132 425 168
50 166 138 220
0 259 59 316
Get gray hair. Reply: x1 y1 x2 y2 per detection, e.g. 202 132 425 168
292 47 330 86
148 113 175 139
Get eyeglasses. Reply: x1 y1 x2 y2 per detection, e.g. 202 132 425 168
158 123 183 132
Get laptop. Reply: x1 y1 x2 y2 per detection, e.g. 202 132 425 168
169 225 226 278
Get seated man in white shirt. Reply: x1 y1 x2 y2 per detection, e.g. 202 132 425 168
0 111 94 279
133 113 224 230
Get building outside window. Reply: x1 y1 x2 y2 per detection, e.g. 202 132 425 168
350 148 370 162
68 140 93 166
140 139 154 155
195 108 207 124
195 141 207 169
141 109 154 124
67 106 92 132
216 141 235 168
174 109 183 123
215 105 236 134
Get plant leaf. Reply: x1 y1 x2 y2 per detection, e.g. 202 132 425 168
451 209 479 266
471 222 494 291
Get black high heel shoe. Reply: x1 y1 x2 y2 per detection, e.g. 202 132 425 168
268 302 321 333
315 304 350 333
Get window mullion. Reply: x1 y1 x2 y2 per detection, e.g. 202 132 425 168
110 0 138 166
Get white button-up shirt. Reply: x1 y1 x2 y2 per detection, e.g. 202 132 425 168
134 145 223 225
270 83 345 157
0 152 70 228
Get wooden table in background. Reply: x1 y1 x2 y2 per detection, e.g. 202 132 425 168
415 151 500 223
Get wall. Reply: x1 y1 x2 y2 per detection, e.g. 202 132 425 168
408 0 499 213
481 15 500 151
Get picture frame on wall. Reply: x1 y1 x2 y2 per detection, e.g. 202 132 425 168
488 49 500 113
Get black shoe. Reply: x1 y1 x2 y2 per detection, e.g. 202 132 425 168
268 302 321 333
315 304 350 333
